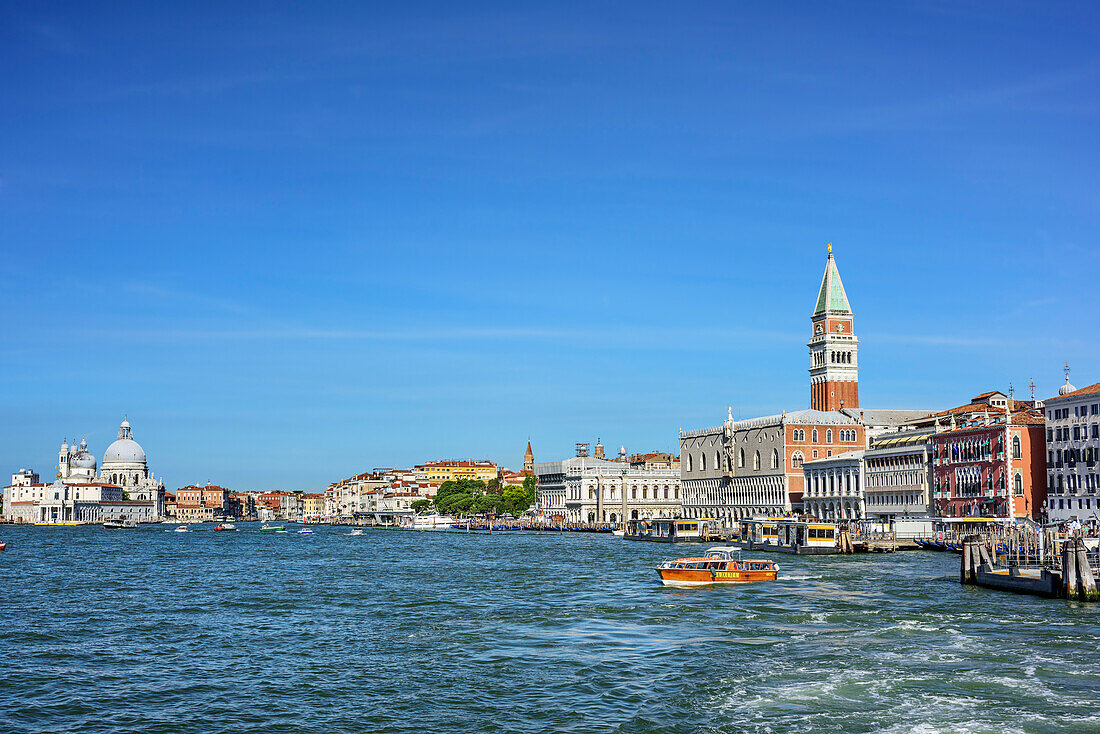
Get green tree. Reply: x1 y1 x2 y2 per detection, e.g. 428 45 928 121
411 499 433 514
502 486 530 516
522 475 537 505
474 493 502 516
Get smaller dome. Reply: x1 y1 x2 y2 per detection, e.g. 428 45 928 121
1059 379 1077 396
71 451 97 470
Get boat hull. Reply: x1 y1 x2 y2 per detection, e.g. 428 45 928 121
657 568 778 585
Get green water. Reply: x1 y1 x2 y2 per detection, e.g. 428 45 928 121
2 525 1098 733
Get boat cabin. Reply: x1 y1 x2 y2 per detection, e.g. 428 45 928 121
625 517 720 542
738 517 840 552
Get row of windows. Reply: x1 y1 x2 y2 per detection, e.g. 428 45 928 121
866 454 923 469
1051 497 1097 510
1050 404 1100 420
1049 425 1100 442
935 436 1020 462
791 428 857 443
1052 473 1099 491
934 472 1023 495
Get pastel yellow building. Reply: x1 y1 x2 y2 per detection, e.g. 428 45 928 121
300 493 324 519
415 460 498 484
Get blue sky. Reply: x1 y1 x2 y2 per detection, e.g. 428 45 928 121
2 1 1097 490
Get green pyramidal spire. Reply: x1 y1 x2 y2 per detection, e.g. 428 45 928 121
813 244 851 315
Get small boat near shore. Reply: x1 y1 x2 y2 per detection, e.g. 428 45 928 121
260 524 284 533
172 525 189 533
214 522 237 531
656 547 779 586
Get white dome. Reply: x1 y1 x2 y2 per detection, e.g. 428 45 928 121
1059 380 1077 396
103 438 146 465
71 451 97 470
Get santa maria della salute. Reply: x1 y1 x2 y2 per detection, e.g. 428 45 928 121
4 418 166 524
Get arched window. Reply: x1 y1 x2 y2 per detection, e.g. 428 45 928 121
771 449 779 470
826 430 833 444
792 451 804 469
687 454 693 472
631 487 637 499
1012 435 1021 460
701 453 707 472
812 429 819 443
716 451 721 471
738 448 745 468
1014 473 1023 496
753 451 761 471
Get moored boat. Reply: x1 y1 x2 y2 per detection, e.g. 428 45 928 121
656 547 779 586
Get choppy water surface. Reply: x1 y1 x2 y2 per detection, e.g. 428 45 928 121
2 525 1099 733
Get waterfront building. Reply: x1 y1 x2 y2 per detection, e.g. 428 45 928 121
1043 369 1100 525
802 450 865 520
2 418 166 523
415 459 498 484
300 493 324 521
862 430 935 519
174 484 230 522
534 453 680 525
325 472 390 519
229 492 256 520
931 401 1046 520
679 247 930 523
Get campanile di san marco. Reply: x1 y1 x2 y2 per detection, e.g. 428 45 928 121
808 245 859 412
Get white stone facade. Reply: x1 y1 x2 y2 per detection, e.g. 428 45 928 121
862 431 934 519
534 456 680 524
802 450 865 520
1044 378 1100 524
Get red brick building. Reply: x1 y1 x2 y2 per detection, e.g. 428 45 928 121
932 406 1046 520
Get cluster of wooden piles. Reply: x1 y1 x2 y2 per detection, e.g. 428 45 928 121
960 534 1098 601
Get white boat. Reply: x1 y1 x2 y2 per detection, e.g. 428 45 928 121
349 529 364 536
412 514 454 531
612 529 625 537
298 528 313 535
173 525 189 533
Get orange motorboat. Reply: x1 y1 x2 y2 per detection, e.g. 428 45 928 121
656 547 778 586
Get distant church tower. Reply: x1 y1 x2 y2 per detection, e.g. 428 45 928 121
523 440 534 473
808 244 859 412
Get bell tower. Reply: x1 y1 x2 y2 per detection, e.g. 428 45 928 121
808 244 859 412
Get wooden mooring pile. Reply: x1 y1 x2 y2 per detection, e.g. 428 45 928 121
960 534 1099 601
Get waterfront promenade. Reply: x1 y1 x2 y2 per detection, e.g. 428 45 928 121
2 525 1099 733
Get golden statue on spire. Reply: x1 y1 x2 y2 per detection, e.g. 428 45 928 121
827 242 833 254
